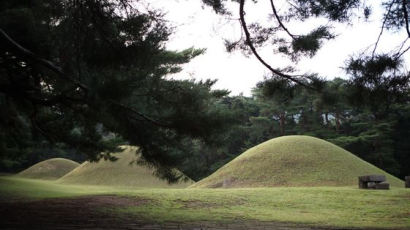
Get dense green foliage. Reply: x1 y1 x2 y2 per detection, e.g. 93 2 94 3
0 0 234 181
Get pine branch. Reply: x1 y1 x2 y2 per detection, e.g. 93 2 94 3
0 28 88 92
109 100 170 128
238 0 313 89
270 0 295 39
372 1 394 58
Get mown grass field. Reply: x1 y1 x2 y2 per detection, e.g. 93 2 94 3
1 176 409 229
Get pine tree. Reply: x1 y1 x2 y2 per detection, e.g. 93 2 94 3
0 0 234 181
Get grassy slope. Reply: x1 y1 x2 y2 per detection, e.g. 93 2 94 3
192 136 403 188
0 176 409 229
58 146 193 188
0 176 121 199
17 158 80 180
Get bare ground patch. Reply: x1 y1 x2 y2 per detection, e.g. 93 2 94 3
174 198 245 209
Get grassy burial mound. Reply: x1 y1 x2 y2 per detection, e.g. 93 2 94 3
18 158 80 180
191 135 403 188
58 146 193 188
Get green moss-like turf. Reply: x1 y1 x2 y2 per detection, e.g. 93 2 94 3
0 176 409 229
17 158 80 180
191 135 403 188
58 146 193 188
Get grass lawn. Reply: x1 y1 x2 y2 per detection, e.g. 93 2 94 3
1 176 409 229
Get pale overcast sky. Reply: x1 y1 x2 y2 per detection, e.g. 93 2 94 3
149 0 410 96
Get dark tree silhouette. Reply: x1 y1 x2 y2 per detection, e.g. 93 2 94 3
0 0 235 181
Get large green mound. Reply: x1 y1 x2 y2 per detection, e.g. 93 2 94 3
18 158 80 180
191 136 403 188
58 146 193 188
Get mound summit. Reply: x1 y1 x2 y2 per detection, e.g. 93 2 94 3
191 136 402 188
58 146 193 188
18 158 80 180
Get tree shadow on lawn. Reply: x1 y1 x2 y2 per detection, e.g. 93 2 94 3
0 194 398 230
0 195 149 229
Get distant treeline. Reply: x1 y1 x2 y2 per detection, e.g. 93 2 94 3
2 77 410 182
0 145 87 173
179 77 410 181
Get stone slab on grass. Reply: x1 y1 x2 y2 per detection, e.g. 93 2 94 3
358 175 389 190
359 175 386 183
374 182 390 190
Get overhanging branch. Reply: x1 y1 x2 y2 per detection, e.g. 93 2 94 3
270 0 295 39
372 1 395 57
239 0 313 89
109 100 170 128
0 28 88 92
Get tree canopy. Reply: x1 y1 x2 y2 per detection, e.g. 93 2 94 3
202 0 409 88
0 0 235 181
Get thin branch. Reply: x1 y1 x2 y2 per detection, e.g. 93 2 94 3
285 0 305 15
239 0 313 89
270 0 295 39
30 114 56 143
402 0 410 37
372 1 395 57
395 45 410 59
0 28 88 92
396 37 409 53
109 100 170 128
391 37 409 60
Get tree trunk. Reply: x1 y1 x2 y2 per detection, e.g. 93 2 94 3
335 112 341 132
325 112 330 126
279 112 285 136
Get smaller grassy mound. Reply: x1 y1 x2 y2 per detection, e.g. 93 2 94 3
58 146 193 188
191 135 403 188
18 158 80 180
